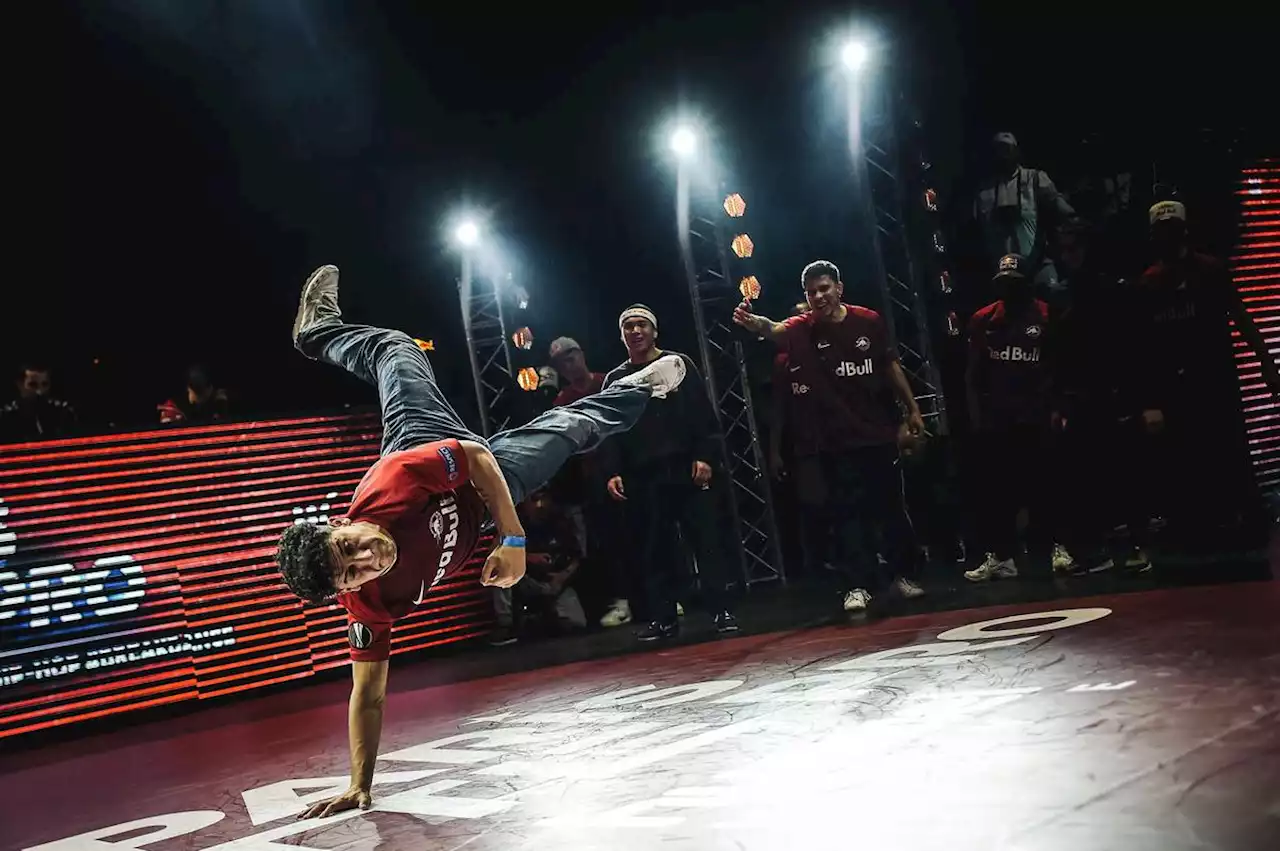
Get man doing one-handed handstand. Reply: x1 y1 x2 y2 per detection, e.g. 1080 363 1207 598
275 265 686 818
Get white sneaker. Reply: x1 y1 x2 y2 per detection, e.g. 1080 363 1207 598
675 601 685 618
964 554 1018 582
893 576 925 599
843 589 872 611
599 599 632 628
1051 543 1077 573
614 354 687 399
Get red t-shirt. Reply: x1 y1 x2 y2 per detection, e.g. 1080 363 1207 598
339 439 486 661
780 305 899 450
771 351 823 456
967 299 1054 428
552 373 605 407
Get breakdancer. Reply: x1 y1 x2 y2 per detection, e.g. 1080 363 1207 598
275 265 686 818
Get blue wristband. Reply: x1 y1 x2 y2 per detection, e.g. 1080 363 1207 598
501 535 526 548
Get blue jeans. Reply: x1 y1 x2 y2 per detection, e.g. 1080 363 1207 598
297 320 650 504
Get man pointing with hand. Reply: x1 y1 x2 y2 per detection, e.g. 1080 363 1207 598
274 267 687 819
733 260 927 613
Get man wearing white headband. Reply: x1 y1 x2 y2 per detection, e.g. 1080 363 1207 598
1119 199 1280 551
602 304 739 641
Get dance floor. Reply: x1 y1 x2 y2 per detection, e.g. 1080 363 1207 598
4 580 1278 851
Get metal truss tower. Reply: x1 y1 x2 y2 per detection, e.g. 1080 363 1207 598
853 85 950 434
458 256 517 438
677 170 786 588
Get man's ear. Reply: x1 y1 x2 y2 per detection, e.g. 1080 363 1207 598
329 516 351 528
835 280 845 297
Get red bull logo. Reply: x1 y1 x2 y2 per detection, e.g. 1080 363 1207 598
988 346 1040 363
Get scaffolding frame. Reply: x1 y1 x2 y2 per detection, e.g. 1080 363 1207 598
853 85 949 434
677 168 786 588
458 256 516 438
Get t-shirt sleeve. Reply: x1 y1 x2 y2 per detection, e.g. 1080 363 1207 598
349 438 472 521
345 612 393 662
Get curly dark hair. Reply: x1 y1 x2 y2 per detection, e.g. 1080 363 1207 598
801 260 841 287
275 522 337 604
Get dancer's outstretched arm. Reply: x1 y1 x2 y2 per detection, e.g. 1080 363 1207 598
459 440 527 589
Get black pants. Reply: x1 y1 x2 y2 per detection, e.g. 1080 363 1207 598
973 424 1061 562
821 443 919 592
1120 397 1263 546
626 461 730 623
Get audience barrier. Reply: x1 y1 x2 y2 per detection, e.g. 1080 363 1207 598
0 413 492 739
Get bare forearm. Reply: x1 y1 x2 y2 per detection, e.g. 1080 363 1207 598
348 695 384 790
888 360 921 415
460 441 525 537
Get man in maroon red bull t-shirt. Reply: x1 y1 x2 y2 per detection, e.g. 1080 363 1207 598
733 260 926 613
275 265 687 819
962 253 1077 582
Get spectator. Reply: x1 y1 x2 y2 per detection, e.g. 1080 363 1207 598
0 363 77 442
158 364 229 424
962 254 1077 582
973 132 1076 299
1118 200 1280 550
548 336 633 628
603 305 738 640
769 302 833 577
491 489 587 641
733 261 927 613
1054 222 1146 573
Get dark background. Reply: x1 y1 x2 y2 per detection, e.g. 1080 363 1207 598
17 1 1273 431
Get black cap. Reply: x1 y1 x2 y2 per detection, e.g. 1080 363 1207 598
993 253 1028 279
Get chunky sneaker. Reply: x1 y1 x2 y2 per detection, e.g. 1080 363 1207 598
843 588 872 612
1051 543 1077 573
292 265 342 350
613 354 687 399
964 554 1018 582
893 576 926 599
714 611 740 633
637 620 678 642
599 599 632 628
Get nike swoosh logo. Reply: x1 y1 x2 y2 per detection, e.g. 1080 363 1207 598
789 365 802 372
817 342 831 349
413 582 426 605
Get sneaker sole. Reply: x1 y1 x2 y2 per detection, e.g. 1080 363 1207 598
293 265 339 344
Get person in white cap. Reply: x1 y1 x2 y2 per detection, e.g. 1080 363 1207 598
602 304 739 640
1119 200 1280 550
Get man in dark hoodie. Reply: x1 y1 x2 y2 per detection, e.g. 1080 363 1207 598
602 304 739 641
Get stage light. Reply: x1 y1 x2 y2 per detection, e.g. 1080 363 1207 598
723 193 747 218
511 326 534 350
739 275 761 301
517 367 539 392
670 126 698 158
454 220 480 247
841 40 869 72
938 270 952 294
731 233 755 259
924 188 938 211
414 338 435 352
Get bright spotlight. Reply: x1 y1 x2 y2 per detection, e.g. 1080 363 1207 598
454 220 480 247
670 126 697 158
841 40 869 72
